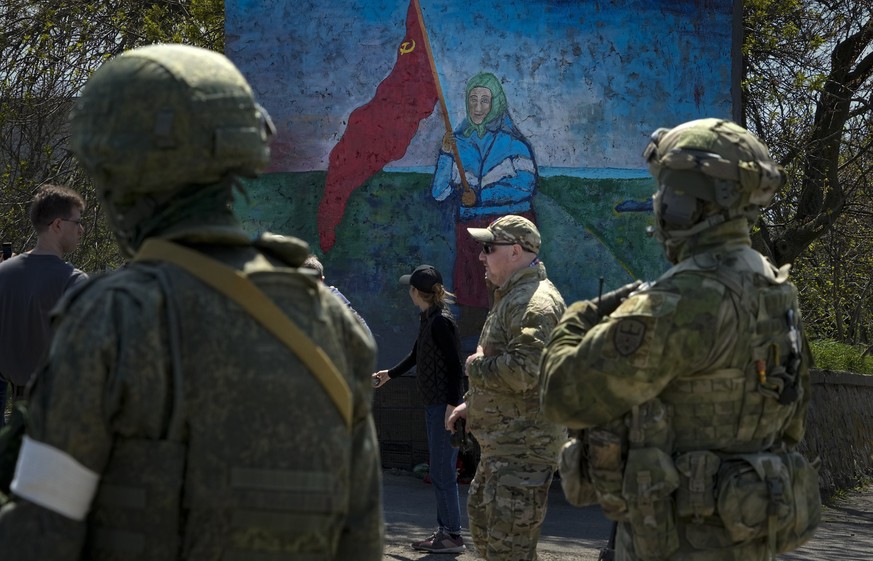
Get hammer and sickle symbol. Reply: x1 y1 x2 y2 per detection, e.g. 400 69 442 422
399 40 416 55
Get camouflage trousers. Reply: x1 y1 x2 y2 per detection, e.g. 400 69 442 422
615 520 772 561
467 455 553 561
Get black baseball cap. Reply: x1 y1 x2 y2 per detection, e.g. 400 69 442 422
399 264 442 293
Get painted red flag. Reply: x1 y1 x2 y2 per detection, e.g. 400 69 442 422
318 0 439 252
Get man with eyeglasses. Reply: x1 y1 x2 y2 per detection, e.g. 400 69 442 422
0 184 88 424
0 45 382 561
446 214 566 561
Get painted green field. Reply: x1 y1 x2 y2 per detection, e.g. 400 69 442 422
235 171 668 363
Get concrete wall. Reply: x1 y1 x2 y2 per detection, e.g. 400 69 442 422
798 370 873 499
227 0 737 173
374 375 430 469
227 1 739 369
375 369 873 499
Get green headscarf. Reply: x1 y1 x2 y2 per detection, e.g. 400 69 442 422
463 72 508 138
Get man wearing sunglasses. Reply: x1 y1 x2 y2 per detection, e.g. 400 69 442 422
446 215 566 561
0 45 382 560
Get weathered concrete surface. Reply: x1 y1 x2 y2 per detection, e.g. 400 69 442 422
379 369 873 560
381 471 873 561
381 470 610 561
799 370 873 500
781 483 873 561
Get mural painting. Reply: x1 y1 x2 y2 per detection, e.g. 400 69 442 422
433 71 538 315
226 0 737 363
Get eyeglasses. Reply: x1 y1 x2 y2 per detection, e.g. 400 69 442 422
58 218 83 226
482 242 516 255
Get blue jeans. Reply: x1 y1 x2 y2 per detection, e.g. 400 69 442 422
425 403 461 534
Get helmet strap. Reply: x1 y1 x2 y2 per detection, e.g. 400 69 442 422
658 208 749 242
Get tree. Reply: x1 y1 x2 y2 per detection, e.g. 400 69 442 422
743 0 873 345
0 0 224 272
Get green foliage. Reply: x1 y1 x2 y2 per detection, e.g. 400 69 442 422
0 0 224 272
792 213 873 346
809 340 873 375
743 0 873 353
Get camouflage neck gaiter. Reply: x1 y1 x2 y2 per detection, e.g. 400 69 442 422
670 217 753 264
121 179 241 255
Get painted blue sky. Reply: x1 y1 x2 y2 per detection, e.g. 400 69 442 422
226 0 735 173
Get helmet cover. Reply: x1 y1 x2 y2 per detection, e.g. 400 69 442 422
643 118 785 237
70 43 274 206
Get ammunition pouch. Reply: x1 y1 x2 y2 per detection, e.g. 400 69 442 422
558 432 598 507
715 450 820 553
587 399 673 524
587 424 628 520
619 447 819 558
622 448 680 560
674 450 719 521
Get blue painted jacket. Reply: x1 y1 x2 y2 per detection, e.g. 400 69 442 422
432 113 537 220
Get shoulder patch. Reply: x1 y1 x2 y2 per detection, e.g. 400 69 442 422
613 318 646 356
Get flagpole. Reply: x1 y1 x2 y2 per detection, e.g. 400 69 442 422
412 0 477 207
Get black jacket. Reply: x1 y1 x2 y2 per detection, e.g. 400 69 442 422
388 304 463 406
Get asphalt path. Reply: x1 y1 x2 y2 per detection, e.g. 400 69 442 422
381 469 873 561
382 469 620 561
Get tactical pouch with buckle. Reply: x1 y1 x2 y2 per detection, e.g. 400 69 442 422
558 431 598 507
622 447 680 560
716 451 820 554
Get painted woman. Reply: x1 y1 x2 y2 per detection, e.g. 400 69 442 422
431 72 538 315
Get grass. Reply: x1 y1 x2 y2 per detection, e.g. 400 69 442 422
809 340 873 375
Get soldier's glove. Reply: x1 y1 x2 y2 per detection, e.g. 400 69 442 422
596 280 644 317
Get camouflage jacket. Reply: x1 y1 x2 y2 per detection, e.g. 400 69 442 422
540 225 810 448
0 227 383 561
540 223 816 561
466 262 566 465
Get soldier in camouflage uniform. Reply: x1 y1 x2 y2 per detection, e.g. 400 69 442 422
0 44 383 560
540 119 820 561
447 215 566 561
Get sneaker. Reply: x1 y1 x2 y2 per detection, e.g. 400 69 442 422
412 529 465 553
411 531 439 550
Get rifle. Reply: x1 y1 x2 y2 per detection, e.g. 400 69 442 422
592 276 616 561
596 276 604 312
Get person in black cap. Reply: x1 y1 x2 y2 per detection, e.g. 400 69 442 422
372 265 466 553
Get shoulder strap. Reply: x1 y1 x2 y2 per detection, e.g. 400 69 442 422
133 239 353 430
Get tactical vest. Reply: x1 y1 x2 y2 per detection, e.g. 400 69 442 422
587 247 820 560
660 246 803 454
83 249 355 561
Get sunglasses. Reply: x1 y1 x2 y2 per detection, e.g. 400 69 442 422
482 242 516 255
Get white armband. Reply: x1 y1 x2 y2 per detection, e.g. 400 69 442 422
10 436 100 521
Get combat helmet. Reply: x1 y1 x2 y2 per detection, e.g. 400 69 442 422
643 118 785 247
70 43 274 254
